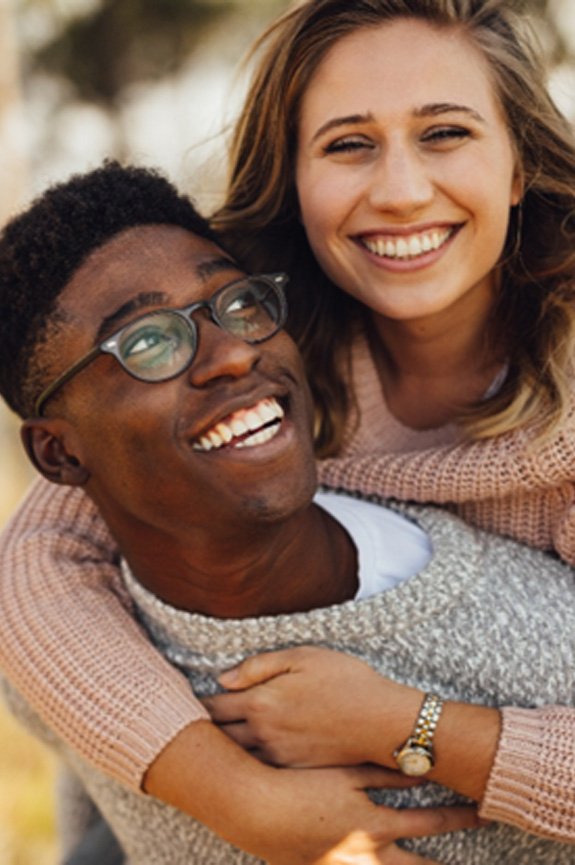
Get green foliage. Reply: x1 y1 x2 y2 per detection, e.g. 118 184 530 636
31 0 235 105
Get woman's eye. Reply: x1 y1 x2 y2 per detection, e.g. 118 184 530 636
323 136 374 155
421 126 471 145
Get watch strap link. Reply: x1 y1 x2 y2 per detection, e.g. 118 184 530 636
394 692 444 776
412 692 443 748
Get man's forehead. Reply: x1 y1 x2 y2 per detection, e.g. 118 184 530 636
68 223 226 283
58 224 239 323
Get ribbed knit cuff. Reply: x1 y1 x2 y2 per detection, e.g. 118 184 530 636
480 705 575 841
96 685 209 793
480 706 541 830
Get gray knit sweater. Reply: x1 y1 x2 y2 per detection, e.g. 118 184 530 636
5 501 575 863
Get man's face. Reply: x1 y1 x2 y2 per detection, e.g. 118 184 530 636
45 224 317 541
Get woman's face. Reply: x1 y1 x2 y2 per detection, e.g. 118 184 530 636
295 19 522 331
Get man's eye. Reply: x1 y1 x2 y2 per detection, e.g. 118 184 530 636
421 126 471 145
124 328 171 357
122 325 184 369
226 294 258 315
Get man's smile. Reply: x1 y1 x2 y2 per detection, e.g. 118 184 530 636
191 396 286 452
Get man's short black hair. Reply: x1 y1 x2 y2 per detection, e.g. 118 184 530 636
0 161 216 418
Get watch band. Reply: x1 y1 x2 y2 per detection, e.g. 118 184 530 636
394 692 444 776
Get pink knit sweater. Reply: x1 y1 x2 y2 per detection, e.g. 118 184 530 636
0 330 574 841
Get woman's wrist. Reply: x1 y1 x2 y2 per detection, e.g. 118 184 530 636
429 700 501 801
361 679 501 802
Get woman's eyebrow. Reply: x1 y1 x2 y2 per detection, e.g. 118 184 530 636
414 102 486 123
309 103 485 144
311 113 375 143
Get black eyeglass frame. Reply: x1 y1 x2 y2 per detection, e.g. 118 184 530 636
34 272 289 417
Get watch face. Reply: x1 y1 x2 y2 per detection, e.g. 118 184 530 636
397 747 433 777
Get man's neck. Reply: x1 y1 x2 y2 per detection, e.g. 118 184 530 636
117 501 359 618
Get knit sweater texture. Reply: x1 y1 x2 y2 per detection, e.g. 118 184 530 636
0 329 574 840
3 502 575 864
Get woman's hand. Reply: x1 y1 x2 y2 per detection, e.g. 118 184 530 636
144 718 480 865
257 763 479 865
203 646 416 768
204 645 501 803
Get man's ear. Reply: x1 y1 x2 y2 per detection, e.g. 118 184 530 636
21 419 90 486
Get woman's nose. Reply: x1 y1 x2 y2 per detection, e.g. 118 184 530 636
368 145 434 215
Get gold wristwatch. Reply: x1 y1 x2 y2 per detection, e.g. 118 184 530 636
394 692 443 777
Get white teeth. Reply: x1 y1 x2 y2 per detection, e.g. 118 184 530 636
396 238 409 257
192 397 284 453
363 227 452 260
215 423 233 444
234 424 279 449
193 435 212 452
245 410 263 431
408 236 423 256
231 417 249 437
259 400 280 423
208 430 223 448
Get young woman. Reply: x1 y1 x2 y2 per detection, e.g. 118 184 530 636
1 0 575 848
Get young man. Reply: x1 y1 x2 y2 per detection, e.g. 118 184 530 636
0 163 573 864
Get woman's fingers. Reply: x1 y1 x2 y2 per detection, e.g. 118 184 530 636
218 648 298 690
202 690 246 723
379 804 480 840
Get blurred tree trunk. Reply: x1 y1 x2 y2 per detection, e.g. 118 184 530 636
0 0 28 225
0 0 33 524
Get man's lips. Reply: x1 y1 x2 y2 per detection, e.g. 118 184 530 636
359 226 457 261
191 397 285 452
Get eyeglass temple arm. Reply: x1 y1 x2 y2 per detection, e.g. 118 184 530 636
34 346 102 417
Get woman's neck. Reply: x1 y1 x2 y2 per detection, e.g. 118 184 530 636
367 307 505 430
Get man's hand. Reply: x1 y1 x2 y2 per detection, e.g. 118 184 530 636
204 646 415 767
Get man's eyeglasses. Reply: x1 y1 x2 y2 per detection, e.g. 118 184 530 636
34 273 289 417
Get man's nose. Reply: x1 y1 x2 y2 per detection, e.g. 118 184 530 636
368 144 434 215
186 316 260 387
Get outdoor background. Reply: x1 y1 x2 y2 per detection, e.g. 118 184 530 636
0 0 574 862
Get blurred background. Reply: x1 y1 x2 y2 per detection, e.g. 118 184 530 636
0 0 574 862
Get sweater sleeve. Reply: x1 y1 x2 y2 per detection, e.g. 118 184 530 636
318 420 575 565
0 477 208 792
480 706 575 842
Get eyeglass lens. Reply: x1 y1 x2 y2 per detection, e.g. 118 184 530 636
113 277 284 382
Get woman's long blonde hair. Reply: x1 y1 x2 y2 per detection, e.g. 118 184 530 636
213 0 575 455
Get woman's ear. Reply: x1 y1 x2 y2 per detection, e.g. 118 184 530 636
21 419 90 486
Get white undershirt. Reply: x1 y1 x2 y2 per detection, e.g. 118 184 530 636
314 491 432 600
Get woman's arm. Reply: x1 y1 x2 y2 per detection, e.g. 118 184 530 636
144 718 480 864
318 429 575 566
206 646 575 843
0 477 208 791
